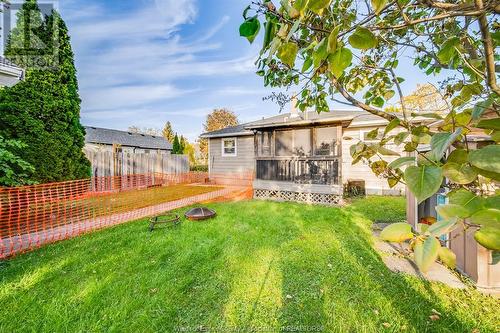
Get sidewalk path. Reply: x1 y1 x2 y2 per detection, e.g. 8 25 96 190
1 186 246 258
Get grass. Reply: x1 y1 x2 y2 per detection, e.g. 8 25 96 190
349 195 406 223
1 198 498 333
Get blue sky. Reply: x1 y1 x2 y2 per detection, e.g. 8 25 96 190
56 0 441 141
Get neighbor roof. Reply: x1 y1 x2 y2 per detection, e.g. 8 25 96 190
84 126 172 150
0 56 24 85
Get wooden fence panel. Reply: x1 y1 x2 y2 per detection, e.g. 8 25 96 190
83 149 189 177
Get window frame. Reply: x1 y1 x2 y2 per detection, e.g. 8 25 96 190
221 137 237 157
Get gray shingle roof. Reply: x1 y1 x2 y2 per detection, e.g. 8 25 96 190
199 123 253 138
245 109 373 129
84 126 172 150
200 109 436 138
200 110 380 138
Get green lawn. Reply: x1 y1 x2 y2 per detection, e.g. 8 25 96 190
1 198 498 332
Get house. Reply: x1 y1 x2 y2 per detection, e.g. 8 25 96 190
0 56 24 87
200 107 415 204
84 126 172 154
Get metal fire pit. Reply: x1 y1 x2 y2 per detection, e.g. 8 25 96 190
149 213 181 231
185 207 216 221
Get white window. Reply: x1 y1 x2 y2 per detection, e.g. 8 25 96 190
222 138 237 156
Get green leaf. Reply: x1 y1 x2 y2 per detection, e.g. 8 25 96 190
447 149 468 164
313 38 328 68
375 145 400 156
472 99 493 120
404 165 443 203
263 19 277 49
414 237 440 273
302 57 313 72
436 204 469 219
294 0 310 13
430 128 462 161
437 37 459 63
380 223 413 242
474 227 500 251
418 223 429 233
307 0 332 15
484 195 500 209
427 218 458 236
348 27 378 50
471 209 500 228
327 47 352 78
277 42 299 67
327 26 340 54
372 96 384 107
469 145 500 175
415 113 443 120
371 0 388 14
388 156 415 169
492 251 500 265
477 118 500 131
438 247 456 269
442 162 477 184
394 132 409 145
448 189 484 216
366 128 379 140
239 17 261 43
384 118 400 135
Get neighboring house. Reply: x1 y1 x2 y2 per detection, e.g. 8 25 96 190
200 108 417 204
84 126 172 154
0 56 24 87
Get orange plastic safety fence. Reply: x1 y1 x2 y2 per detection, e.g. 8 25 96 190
0 172 252 258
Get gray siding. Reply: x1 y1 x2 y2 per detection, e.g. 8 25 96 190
209 136 255 174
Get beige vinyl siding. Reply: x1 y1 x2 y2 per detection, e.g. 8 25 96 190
209 136 255 175
341 126 406 195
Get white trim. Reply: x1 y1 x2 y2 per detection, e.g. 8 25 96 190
221 137 237 157
208 139 211 175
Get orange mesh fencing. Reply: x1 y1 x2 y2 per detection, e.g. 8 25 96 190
0 172 253 258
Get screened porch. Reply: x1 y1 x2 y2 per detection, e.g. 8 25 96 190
253 125 342 186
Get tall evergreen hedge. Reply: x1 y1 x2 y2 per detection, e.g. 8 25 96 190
0 0 90 183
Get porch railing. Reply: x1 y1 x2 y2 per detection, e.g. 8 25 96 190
256 157 340 185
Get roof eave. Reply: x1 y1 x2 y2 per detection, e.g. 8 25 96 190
244 116 356 130
200 131 253 139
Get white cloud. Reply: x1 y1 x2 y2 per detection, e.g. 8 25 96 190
81 84 195 110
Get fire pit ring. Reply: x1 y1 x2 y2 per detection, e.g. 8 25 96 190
149 213 181 231
185 207 216 221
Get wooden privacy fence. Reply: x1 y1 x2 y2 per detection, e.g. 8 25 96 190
83 148 189 177
0 172 253 258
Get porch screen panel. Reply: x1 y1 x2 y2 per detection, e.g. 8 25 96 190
293 129 311 156
257 131 272 156
275 130 293 156
315 127 338 156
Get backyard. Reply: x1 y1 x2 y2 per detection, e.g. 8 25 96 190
0 197 498 333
